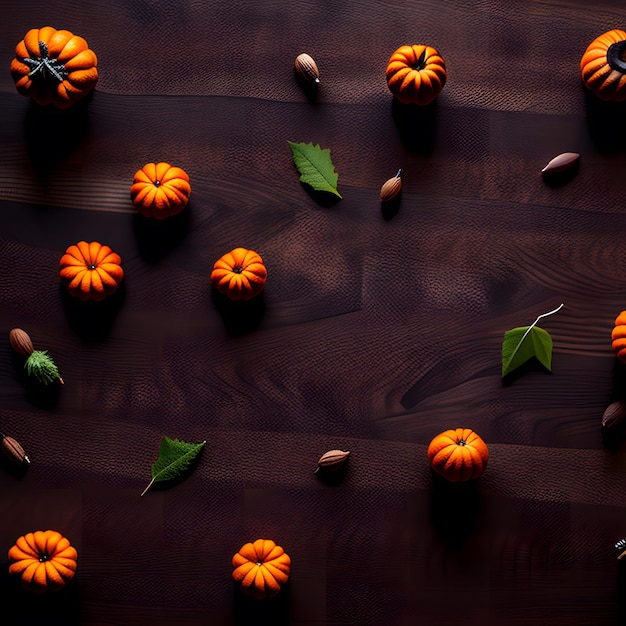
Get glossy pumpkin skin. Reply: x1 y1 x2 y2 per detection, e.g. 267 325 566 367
130 162 192 219
10 26 98 109
8 530 78 594
427 428 489 482
580 29 626 102
232 539 291 599
210 247 267 301
386 44 447 105
59 241 124 302
611 311 626 363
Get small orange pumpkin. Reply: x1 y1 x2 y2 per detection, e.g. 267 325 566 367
611 310 626 363
8 530 78 594
59 241 124 301
232 539 291 599
427 428 489 482
580 29 626 102
210 247 267 301
130 162 191 219
386 44 447 105
10 26 98 109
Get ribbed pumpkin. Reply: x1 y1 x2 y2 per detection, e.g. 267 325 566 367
427 428 489 482
612 310 626 363
580 29 626 102
386 44 447 105
8 530 78 594
10 26 98 109
130 162 191 219
210 247 267 301
59 241 124 301
232 539 291 599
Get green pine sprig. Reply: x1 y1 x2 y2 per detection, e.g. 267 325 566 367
25 350 63 385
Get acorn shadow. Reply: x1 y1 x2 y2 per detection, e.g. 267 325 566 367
294 69 320 102
391 97 438 155
132 208 190 264
541 160 580 188
314 462 349 487
211 290 266 337
59 282 125 341
23 96 92 180
381 194 401 221
233 582 290 626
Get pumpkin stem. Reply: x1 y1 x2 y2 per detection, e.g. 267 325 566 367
411 49 428 71
20 41 68 85
607 40 626 73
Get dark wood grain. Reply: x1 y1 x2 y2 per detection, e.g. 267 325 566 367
2 1 626 624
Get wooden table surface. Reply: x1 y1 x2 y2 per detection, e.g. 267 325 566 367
2 1 626 624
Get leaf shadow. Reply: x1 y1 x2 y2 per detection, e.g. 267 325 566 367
143 447 205 495
233 581 291 625
501 356 552 387
59 282 126 341
211 289 266 337
10 351 62 410
132 207 191 263
301 182 342 208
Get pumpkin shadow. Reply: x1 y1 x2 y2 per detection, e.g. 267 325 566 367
211 290 266 337
59 282 125 341
0 572 81 625
428 474 483 550
391 97 438 155
10 351 62 410
617 558 626 624
601 360 626 450
583 89 626 153
132 208 191 263
22 96 92 180
233 582 290 625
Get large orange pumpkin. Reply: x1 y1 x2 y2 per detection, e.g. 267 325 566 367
580 29 626 102
130 162 191 219
10 26 98 109
612 310 626 363
59 241 124 301
386 44 447 105
232 539 291 599
8 530 78 594
210 247 267 301
427 428 489 482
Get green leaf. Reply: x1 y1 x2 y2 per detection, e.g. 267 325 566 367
501 303 564 378
288 141 342 198
141 436 205 496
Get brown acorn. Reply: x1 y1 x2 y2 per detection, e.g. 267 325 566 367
380 169 402 202
9 328 34 356
295 53 320 84
1 433 30 465
315 449 350 473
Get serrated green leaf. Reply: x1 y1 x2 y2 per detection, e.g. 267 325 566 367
288 141 342 198
501 325 553 377
140 436 205 496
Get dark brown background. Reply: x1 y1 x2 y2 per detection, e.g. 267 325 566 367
2 1 626 624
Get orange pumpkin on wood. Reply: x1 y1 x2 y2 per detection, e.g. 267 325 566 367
611 310 626 363
59 241 124 301
210 247 267 301
130 162 191 219
10 26 98 109
8 530 78 594
386 44 447 105
580 29 626 102
232 539 291 599
427 428 489 482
